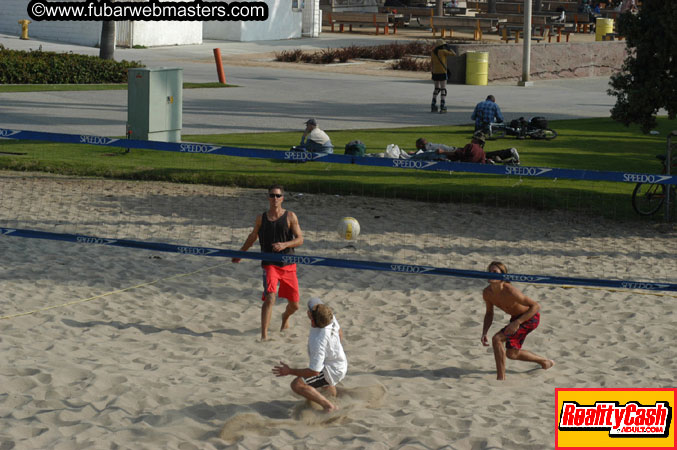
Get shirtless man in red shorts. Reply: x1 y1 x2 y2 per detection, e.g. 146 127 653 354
481 261 555 380
233 185 304 340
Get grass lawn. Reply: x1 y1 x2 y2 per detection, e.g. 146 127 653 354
0 82 236 93
0 117 674 221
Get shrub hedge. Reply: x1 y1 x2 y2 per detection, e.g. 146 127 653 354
274 41 435 68
0 45 144 84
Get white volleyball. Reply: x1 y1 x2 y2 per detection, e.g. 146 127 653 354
337 217 360 240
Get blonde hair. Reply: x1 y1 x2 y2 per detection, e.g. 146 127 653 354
311 304 333 328
487 261 508 274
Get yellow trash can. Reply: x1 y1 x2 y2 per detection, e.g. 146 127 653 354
465 51 489 86
595 18 614 41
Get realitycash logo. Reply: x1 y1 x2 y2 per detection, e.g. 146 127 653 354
556 388 676 449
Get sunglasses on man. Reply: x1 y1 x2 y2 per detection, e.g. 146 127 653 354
269 193 283 198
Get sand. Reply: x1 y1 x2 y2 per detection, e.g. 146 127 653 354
0 172 675 449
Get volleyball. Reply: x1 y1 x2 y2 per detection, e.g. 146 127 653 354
337 217 360 240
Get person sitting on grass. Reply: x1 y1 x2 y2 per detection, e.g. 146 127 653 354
297 118 334 155
471 95 504 132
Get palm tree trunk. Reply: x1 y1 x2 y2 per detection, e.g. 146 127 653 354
99 0 116 60
99 21 115 59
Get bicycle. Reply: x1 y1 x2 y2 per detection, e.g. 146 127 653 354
631 154 677 216
484 117 558 141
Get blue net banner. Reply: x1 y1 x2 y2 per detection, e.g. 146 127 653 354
1 227 675 292
1 128 676 185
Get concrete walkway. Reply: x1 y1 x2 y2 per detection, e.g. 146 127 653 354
0 32 616 138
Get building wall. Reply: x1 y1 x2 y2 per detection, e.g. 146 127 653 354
302 0 322 37
203 20 242 41
132 22 202 47
204 0 302 41
0 0 101 46
0 0 202 48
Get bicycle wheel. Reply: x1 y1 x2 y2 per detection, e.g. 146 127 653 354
541 128 558 140
530 128 558 140
632 183 665 216
487 126 506 140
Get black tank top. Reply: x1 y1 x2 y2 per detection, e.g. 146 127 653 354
258 210 295 266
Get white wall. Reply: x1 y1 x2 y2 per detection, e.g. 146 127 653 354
0 0 201 48
203 20 242 41
132 21 203 47
302 0 321 38
204 0 302 41
128 0 202 46
0 0 101 46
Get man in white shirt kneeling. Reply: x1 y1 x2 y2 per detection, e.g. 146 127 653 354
273 297 347 412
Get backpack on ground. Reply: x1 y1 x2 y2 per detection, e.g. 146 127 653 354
345 140 366 157
530 116 548 129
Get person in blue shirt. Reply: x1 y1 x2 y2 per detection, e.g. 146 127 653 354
471 95 504 131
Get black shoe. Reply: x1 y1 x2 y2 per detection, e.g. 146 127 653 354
439 106 447 113
431 104 438 113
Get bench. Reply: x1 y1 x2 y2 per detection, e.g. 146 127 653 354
500 27 545 43
546 23 574 42
541 1 579 13
494 2 524 14
444 6 468 15
479 13 558 37
568 13 592 33
380 7 432 27
323 12 397 35
431 16 504 40
500 25 546 43
480 12 558 26
473 1 565 14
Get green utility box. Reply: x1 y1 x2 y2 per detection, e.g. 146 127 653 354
127 67 183 142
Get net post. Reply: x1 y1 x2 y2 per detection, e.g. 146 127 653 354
666 131 677 222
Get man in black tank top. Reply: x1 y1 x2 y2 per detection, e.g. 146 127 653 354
232 185 304 340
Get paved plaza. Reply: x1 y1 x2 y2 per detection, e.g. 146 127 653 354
0 32 616 137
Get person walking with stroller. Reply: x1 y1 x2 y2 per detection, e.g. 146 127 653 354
430 40 456 114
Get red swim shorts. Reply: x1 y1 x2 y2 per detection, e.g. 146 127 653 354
261 264 299 302
502 313 540 350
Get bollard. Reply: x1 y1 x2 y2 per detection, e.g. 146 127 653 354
18 19 31 40
213 48 227 84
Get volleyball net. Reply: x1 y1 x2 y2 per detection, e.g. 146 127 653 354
1 128 676 293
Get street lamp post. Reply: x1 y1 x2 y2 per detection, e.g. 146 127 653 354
519 0 534 87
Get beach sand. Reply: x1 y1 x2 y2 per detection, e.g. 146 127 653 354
0 172 675 449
